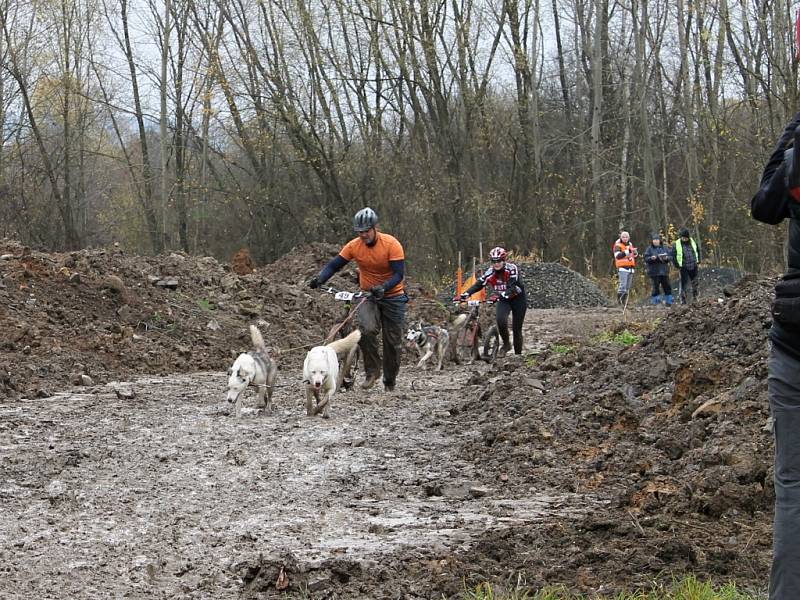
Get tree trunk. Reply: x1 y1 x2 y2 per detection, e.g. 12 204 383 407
590 0 608 258
552 0 571 123
121 0 162 252
160 0 171 249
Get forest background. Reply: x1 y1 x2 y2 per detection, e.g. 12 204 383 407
0 0 796 279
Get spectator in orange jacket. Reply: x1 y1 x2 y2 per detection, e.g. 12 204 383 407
612 231 638 306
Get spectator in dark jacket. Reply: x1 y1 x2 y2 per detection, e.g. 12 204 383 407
673 227 700 304
643 233 673 305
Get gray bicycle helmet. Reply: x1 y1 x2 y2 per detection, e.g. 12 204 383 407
353 207 378 232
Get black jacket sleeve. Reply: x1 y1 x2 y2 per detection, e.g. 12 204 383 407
381 259 404 291
751 113 800 225
318 255 349 284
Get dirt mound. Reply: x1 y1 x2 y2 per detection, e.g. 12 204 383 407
0 240 339 398
259 241 342 281
0 239 448 400
447 275 775 588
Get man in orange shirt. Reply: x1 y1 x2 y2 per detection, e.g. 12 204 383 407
309 207 408 391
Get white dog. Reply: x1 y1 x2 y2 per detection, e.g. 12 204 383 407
303 329 362 418
226 325 278 418
405 322 450 370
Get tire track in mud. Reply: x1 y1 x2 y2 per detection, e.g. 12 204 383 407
0 351 602 598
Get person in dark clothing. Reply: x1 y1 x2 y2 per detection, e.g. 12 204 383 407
308 207 407 392
673 227 700 304
643 233 673 305
751 112 800 599
459 246 526 357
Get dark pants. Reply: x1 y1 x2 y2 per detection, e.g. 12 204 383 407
357 294 407 386
679 267 698 303
769 344 800 599
650 275 672 298
496 292 527 354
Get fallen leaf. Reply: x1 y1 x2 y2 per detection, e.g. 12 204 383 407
276 566 289 590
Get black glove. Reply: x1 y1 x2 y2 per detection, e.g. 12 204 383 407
308 276 320 289
786 125 800 201
370 285 385 299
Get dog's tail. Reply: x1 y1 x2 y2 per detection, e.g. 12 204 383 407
249 324 268 355
326 329 362 355
452 314 467 328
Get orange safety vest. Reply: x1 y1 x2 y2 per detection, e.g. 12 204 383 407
613 240 636 269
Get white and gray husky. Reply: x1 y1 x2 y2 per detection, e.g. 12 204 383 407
405 322 450 371
226 325 278 418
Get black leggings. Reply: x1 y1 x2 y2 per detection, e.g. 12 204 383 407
679 267 699 302
496 292 527 354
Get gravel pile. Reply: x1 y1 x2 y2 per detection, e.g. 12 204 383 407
520 262 610 308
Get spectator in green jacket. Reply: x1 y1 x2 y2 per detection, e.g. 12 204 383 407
673 227 700 304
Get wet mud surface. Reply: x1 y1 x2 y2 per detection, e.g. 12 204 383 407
1 363 599 598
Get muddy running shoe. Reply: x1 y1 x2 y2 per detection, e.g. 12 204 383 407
384 382 395 392
361 372 380 390
497 343 512 358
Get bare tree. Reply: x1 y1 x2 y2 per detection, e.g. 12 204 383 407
103 0 163 252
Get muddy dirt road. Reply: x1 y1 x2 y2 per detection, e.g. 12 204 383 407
0 310 608 598
0 305 773 599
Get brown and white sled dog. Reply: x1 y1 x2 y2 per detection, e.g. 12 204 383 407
226 325 278 418
405 322 450 370
303 329 362 418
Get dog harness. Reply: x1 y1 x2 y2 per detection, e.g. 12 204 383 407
422 327 441 339
412 327 441 345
